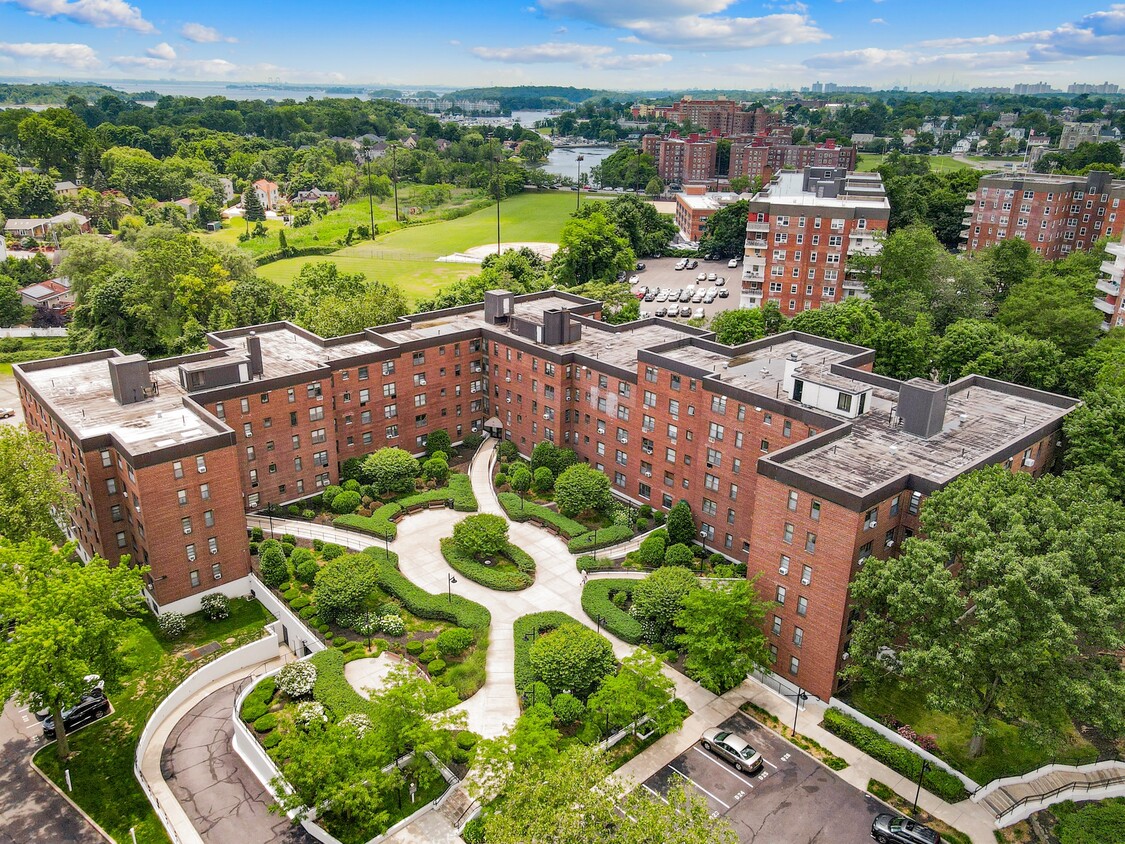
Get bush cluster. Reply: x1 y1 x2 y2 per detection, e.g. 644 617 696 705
567 524 633 553
276 661 318 699
240 676 276 722
821 708 968 802
333 474 478 537
441 538 534 591
513 611 582 694
436 627 474 656
576 554 614 572
366 549 491 630
201 593 230 620
157 612 187 639
580 579 643 644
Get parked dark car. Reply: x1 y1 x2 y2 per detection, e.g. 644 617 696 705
42 689 110 740
700 728 764 773
871 814 941 844
636 262 646 271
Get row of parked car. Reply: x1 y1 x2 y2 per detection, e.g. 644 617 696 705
637 283 730 305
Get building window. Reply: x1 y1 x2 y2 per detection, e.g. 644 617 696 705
776 585 786 605
204 510 215 527
106 478 117 495
801 564 813 586
116 531 127 549
186 543 197 561
196 456 207 474
789 656 799 676
100 450 112 467
797 596 808 617
788 490 798 511
810 500 821 520
173 461 184 479
772 616 782 635
208 537 219 554
181 517 192 534
805 532 816 553
200 483 210 501
793 627 803 648
212 562 222 580
783 523 794 544
190 570 200 588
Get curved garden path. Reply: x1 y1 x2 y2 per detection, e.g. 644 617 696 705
248 438 704 738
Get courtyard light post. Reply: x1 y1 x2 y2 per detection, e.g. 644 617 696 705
912 759 930 815
447 573 457 604
390 143 400 223
595 614 606 636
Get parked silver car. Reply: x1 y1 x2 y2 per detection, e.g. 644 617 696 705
700 728 764 773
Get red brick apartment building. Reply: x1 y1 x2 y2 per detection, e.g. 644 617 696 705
743 167 889 314
633 97 777 137
641 132 718 185
961 171 1125 257
17 292 1075 700
729 137 857 182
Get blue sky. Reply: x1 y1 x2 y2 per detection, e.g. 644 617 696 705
1 1 1125 91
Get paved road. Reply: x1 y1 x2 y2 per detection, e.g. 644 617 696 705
0 697 103 844
643 710 883 844
161 682 311 844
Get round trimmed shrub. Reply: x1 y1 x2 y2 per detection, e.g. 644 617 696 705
299 605 318 619
157 612 187 639
295 559 319 585
317 623 330 634
331 490 362 514
276 661 317 699
427 658 447 675
201 593 230 621
290 595 310 610
262 731 282 749
295 700 327 727
312 538 325 551
638 504 653 519
282 533 297 545
342 479 361 492
287 504 300 517
406 640 424 654
664 543 694 568
259 546 289 588
462 817 485 844
322 485 343 507
290 547 315 566
436 627 473 656
528 623 615 698
333 636 349 647
253 713 278 732
422 456 450 485
525 681 553 708
653 511 666 525
552 692 585 724
250 526 264 542
533 466 554 492
456 731 478 750
240 699 268 722
249 541 260 556
281 542 295 558
321 543 345 561
494 472 508 487
302 509 316 520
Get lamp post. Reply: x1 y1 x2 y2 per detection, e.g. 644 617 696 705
447 573 457 604
390 143 400 223
363 142 375 240
699 528 709 572
791 686 808 735
381 528 391 555
491 134 501 256
912 759 930 815
596 614 606 636
591 526 597 563
267 501 273 537
576 154 585 211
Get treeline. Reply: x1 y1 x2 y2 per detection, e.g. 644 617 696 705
445 86 615 110
0 82 131 105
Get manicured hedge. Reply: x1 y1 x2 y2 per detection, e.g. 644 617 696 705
441 538 534 591
567 524 633 554
366 549 491 630
513 611 585 694
497 492 586 538
310 648 377 719
580 579 643 645
333 474 478 538
576 555 614 572
240 676 276 722
821 708 968 803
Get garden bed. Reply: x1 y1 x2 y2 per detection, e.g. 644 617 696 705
866 780 972 844
333 473 478 540
440 537 535 591
738 701 847 771
580 579 643 644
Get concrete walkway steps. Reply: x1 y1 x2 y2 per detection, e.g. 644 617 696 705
978 763 1125 817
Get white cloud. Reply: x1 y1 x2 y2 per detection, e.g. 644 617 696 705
870 17 886 25
805 46 1027 71
180 22 237 43
113 53 241 77
471 41 671 68
0 0 153 32
917 30 1051 49
537 0 829 49
917 6 1125 62
449 39 461 45
0 40 99 68
145 41 176 60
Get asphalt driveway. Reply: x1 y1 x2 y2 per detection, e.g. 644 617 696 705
642 710 884 843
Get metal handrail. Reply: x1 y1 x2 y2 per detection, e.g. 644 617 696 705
995 770 1125 821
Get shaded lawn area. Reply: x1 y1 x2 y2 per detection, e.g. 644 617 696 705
34 599 274 844
258 191 602 302
847 680 1097 784
856 154 971 174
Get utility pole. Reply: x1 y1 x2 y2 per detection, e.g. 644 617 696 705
391 143 400 223
491 134 501 256
363 142 375 240
576 154 585 211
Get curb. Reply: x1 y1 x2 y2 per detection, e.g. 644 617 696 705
27 750 115 844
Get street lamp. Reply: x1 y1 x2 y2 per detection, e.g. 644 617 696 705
490 134 501 256
390 143 400 223
596 614 606 635
381 528 391 555
791 686 809 735
576 154 585 211
447 573 457 604
267 501 273 537
591 526 597 564
912 759 930 815
699 528 710 572
362 141 376 240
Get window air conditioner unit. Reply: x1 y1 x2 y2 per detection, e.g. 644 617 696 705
801 576 811 586
214 572 222 580
885 539 895 548
188 553 196 562
1023 457 1035 467
866 519 877 529
210 548 218 555
779 565 789 576
184 527 192 534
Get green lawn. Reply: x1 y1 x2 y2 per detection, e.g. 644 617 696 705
34 600 275 844
856 153 970 174
847 681 1097 785
258 191 599 302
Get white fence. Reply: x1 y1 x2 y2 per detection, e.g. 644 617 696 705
133 620 281 844
828 697 982 793
0 327 68 338
249 572 328 657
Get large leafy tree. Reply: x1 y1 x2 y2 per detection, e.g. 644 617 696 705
452 514 509 559
587 648 682 736
676 578 771 694
709 308 766 345
698 200 749 258
632 566 699 646
361 447 420 495
527 623 616 697
935 319 1063 391
550 211 635 287
846 467 1125 757
0 538 147 759
1063 386 1125 501
997 271 1104 358
0 427 74 543
577 194 677 257
474 744 736 844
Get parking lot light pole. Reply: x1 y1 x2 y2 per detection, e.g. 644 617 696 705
912 759 929 815
792 686 808 734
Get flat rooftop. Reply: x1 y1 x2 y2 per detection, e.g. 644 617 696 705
375 295 581 344
19 356 217 453
773 382 1072 497
661 338 855 394
755 171 890 210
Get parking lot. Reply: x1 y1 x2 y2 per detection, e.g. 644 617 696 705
641 711 884 843
630 256 743 322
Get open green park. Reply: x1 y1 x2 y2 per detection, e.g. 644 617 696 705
207 191 598 303
856 153 971 174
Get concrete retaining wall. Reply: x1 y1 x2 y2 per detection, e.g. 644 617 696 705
249 572 327 657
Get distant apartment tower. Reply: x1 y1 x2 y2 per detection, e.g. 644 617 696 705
742 167 890 313
730 137 857 182
1060 121 1103 150
961 171 1125 258
1096 232 1125 330
641 132 718 185
1068 82 1119 95
1012 82 1057 95
658 96 777 137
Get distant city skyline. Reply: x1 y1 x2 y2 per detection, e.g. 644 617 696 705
1 1 1124 92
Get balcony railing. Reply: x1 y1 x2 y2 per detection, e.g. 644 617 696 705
1096 278 1121 296
1094 298 1116 315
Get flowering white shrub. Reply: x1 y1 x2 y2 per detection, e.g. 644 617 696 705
158 612 187 639
295 700 327 727
339 713 372 737
378 614 406 637
276 661 317 699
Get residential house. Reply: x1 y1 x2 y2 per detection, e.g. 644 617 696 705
250 180 280 211
53 181 79 198
291 188 340 208
4 212 91 239
19 277 73 310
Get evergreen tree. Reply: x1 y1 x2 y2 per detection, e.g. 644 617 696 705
243 184 266 222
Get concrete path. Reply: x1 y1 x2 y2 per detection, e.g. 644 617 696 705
162 681 312 844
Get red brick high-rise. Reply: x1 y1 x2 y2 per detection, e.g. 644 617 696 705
18 292 1075 700
730 137 857 182
641 132 718 185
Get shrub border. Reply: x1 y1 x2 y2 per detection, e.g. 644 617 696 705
440 538 535 591
580 579 643 644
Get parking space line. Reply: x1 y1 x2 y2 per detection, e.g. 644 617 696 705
642 783 669 804
691 746 760 789
763 759 778 769
668 764 731 809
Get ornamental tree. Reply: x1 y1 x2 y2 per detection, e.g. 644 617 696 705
665 500 695 546
0 426 74 543
528 623 616 698
361 447 420 496
632 566 699 645
553 463 612 517
587 648 682 736
452 514 509 559
510 466 532 506
313 553 379 623
0 538 146 759
425 429 452 458
676 578 771 694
